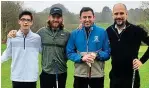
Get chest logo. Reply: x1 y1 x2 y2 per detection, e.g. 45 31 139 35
61 34 65 36
94 36 99 42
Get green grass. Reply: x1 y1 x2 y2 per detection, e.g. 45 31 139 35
1 44 149 88
1 22 149 88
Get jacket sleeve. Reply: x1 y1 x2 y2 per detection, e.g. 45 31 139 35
1 38 12 63
139 28 149 64
38 36 42 54
97 31 111 61
66 31 82 63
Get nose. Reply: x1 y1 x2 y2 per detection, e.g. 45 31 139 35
86 17 89 21
53 18 59 21
117 14 121 18
24 21 28 24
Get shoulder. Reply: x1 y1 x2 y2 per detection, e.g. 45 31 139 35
31 31 41 40
33 33 41 38
95 25 105 31
106 25 113 31
94 25 107 35
36 27 47 34
62 29 71 36
69 29 79 35
130 24 146 33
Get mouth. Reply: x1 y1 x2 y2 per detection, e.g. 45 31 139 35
23 25 29 28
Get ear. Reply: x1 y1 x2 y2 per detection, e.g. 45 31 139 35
60 17 63 21
112 12 114 19
18 19 21 25
126 11 128 19
48 16 51 20
93 15 95 21
30 21 33 25
79 16 82 23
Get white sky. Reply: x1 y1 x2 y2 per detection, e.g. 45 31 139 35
23 1 142 14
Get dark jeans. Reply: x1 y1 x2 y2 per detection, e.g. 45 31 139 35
40 70 67 88
12 81 36 88
74 76 104 88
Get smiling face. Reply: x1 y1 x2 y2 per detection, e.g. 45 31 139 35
113 4 128 27
18 15 33 30
80 11 95 28
48 14 63 29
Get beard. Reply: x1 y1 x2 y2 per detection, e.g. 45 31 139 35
114 18 126 27
48 20 63 29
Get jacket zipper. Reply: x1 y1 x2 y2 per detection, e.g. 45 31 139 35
84 27 92 77
85 28 92 53
111 25 130 41
23 35 26 49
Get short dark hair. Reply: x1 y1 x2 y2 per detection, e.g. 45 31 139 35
19 11 33 20
80 7 94 17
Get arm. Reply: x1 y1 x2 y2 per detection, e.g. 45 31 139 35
139 28 149 64
66 32 82 63
7 30 17 38
97 31 111 61
36 29 42 54
39 36 42 54
133 28 149 70
1 38 12 63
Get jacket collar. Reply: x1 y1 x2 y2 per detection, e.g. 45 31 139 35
82 23 96 31
112 20 130 28
17 29 32 37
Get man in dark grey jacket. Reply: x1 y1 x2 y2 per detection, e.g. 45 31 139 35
37 7 70 88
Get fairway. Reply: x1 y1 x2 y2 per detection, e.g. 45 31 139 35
1 44 149 88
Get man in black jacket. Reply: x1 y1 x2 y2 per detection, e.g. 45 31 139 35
106 3 149 88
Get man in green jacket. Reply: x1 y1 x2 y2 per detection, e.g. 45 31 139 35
37 7 70 88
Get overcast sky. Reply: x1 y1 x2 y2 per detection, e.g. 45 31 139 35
23 1 142 13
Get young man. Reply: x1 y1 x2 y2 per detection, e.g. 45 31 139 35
106 3 149 88
1 11 41 88
66 7 110 88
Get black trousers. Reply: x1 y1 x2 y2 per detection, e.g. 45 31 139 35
40 71 67 88
74 76 104 88
110 71 140 88
12 81 36 88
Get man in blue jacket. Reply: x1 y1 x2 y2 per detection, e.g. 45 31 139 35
66 7 110 88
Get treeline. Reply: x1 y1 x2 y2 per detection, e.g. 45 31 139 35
1 1 149 42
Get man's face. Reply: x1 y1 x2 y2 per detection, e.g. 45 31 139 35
80 11 95 28
113 4 128 26
18 15 33 30
48 14 63 29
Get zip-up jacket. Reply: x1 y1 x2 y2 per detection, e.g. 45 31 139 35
66 24 111 77
1 30 41 82
106 21 149 77
37 27 70 74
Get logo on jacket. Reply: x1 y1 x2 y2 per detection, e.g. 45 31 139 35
61 34 65 35
94 36 99 42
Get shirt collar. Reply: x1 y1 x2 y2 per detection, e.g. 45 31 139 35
115 24 126 30
82 23 95 31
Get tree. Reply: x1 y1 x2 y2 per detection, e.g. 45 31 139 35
139 1 149 33
100 6 113 23
1 1 23 42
